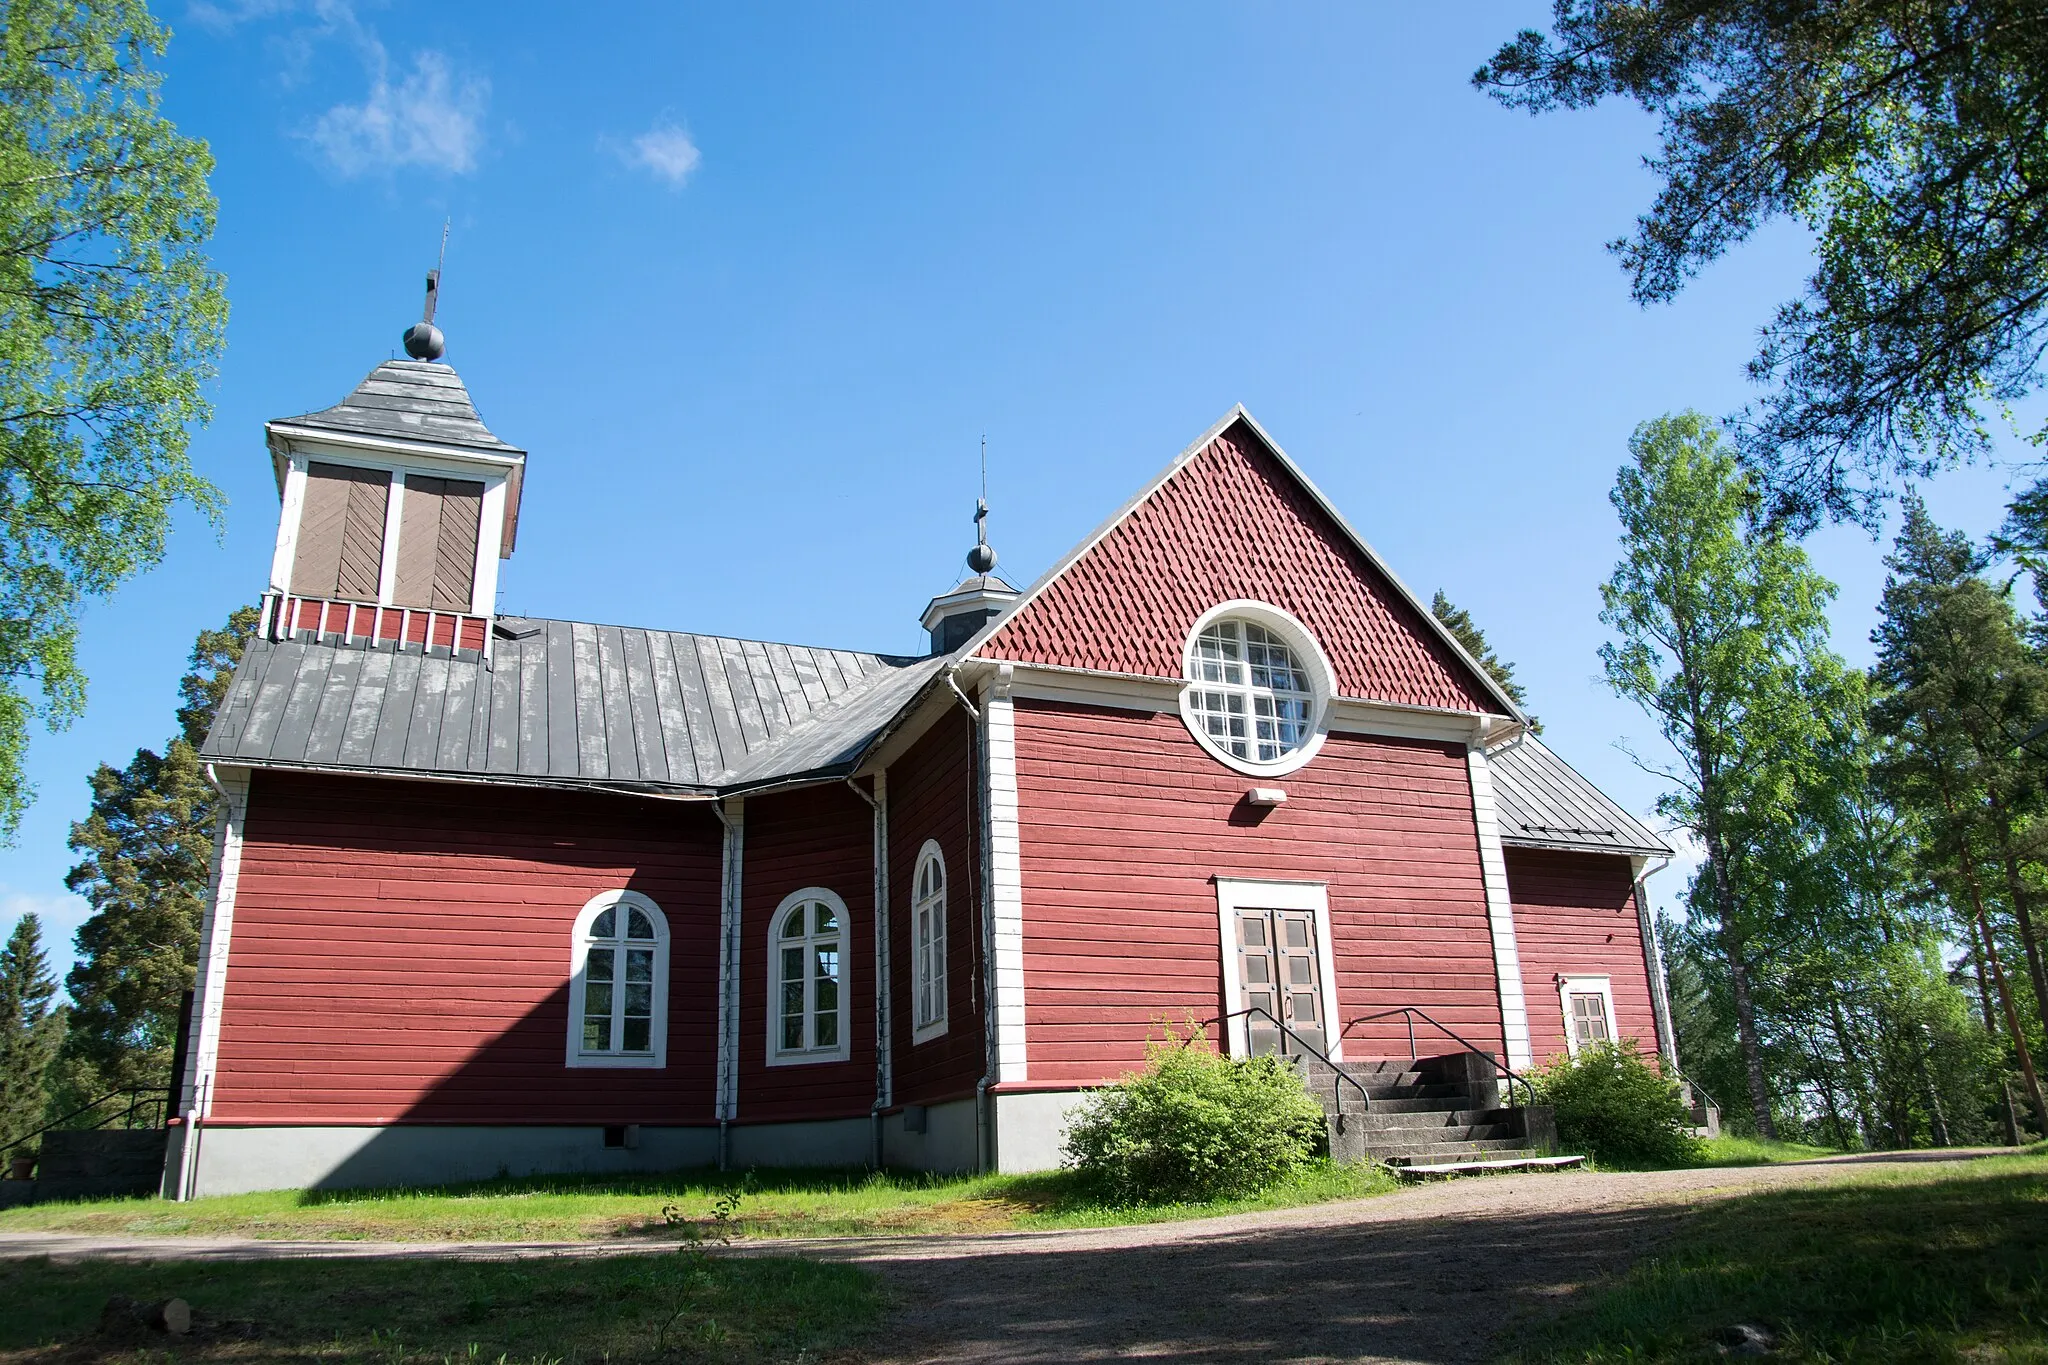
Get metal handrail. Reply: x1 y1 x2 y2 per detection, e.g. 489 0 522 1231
1211 1005 1374 1122
1345 1006 1536 1109
0 1087 172 1161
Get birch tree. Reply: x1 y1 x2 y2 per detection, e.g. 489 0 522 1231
1601 412 1844 1136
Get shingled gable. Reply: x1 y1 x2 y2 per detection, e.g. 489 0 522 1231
960 405 1527 719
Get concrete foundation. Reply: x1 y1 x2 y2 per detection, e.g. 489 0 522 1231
990 1090 1091 1173
879 1097 978 1173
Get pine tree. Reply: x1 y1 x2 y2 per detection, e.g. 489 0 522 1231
0 914 65 1148
1868 498 2048 1132
1430 591 1538 731
58 606 254 1097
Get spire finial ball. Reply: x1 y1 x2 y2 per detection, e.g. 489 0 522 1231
402 322 445 361
967 543 998 575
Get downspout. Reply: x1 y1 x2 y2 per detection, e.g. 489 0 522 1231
846 775 889 1170
1634 856 1679 1071
711 798 745 1172
942 665 996 1175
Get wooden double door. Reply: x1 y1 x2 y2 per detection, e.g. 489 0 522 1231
1232 905 1327 1057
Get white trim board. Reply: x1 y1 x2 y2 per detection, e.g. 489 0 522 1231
715 797 744 1120
1213 878 1342 1062
188 766 252 1122
982 669 1028 1083
1466 747 1534 1071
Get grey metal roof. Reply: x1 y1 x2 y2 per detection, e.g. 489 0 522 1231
272 360 525 456
201 618 942 797
1489 737 1672 857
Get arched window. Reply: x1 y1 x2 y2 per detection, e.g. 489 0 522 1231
1179 601 1333 777
566 891 668 1069
911 842 948 1043
768 889 851 1065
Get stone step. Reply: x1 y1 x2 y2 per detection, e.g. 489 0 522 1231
1394 1154 1586 1180
1350 1114 1517 1138
1348 1123 1517 1146
1373 1137 1531 1161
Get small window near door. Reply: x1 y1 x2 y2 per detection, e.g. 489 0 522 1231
1558 975 1616 1056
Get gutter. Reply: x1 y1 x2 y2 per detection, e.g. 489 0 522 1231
844 776 890 1170
1633 856 1680 1071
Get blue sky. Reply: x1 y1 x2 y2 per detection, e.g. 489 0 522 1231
4 3 2033 982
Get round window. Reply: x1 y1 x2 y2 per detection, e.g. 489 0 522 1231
1179 603 1332 775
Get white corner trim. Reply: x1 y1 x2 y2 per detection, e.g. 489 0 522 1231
765 886 854 1067
375 471 405 604
188 767 251 1121
1213 878 1341 1062
716 797 744 1120
1178 600 1335 779
474 477 509 610
1466 747 1533 1071
563 890 671 1070
1558 974 1619 1058
910 837 950 1046
270 457 308 596
983 671 1027 1082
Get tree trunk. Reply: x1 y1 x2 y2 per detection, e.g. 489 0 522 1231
1826 996 1878 1146
1717 917 1777 1139
1967 887 2048 1138
1986 796 2048 1043
1913 1041 1952 1148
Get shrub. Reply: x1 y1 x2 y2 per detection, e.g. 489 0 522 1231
1060 1021 1328 1204
1531 1039 1704 1167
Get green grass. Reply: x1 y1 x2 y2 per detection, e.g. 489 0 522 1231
0 1159 1398 1243
1695 1134 1842 1166
0 1247 880 1363
1507 1152 2048 1363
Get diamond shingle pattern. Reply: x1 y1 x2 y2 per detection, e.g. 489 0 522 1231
979 421 1496 712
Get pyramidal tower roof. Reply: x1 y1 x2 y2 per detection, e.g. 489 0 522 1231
275 358 524 456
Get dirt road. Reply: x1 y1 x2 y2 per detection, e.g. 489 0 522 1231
0 1150 2014 1363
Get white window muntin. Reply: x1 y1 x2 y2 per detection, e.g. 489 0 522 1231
1558 974 1618 1057
565 890 669 1070
1179 601 1333 777
767 887 853 1066
911 841 948 1044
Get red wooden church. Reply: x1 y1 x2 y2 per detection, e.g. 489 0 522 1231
164 333 1673 1197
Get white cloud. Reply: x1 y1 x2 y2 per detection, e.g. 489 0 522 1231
308 49 489 176
625 123 702 188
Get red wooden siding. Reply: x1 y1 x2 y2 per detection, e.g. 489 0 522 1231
282 597 488 652
980 421 1494 712
736 783 877 1122
886 709 986 1105
213 771 722 1125
1506 848 1655 1066
1012 698 1501 1084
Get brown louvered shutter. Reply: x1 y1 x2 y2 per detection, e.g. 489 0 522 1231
392 475 485 611
290 463 390 602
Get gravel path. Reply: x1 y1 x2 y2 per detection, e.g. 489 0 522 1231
0 1149 2016 1363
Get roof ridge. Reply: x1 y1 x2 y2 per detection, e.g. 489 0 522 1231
493 613 927 666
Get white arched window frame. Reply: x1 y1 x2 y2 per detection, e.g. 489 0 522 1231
767 888 852 1066
565 890 669 1069
911 841 949 1044
1178 600 1334 778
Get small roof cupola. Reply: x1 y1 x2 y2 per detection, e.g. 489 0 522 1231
256 271 528 661
921 498 1018 654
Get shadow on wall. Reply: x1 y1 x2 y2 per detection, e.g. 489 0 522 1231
190 853 729 1195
